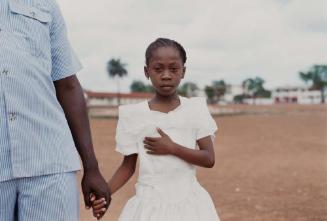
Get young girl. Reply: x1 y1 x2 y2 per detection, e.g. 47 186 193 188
91 38 220 221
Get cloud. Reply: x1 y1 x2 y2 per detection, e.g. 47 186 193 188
57 0 327 91
283 0 327 33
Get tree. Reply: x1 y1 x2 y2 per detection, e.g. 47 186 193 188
204 80 227 103
212 80 227 102
178 82 198 97
299 65 327 104
242 77 266 104
233 94 251 104
130 80 146 92
107 58 128 105
144 85 155 93
130 80 154 93
205 86 215 103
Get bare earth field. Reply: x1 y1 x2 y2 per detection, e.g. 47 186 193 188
79 105 327 221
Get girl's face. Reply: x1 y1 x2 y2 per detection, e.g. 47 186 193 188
144 46 185 96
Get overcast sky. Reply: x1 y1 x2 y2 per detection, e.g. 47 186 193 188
57 0 327 92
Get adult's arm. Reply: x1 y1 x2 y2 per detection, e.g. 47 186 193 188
54 75 111 212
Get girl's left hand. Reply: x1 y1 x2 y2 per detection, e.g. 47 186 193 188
143 128 176 155
90 194 107 219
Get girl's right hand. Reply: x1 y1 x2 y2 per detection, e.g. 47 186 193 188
90 194 107 219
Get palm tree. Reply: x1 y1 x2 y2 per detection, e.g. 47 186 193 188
299 65 327 104
107 58 128 105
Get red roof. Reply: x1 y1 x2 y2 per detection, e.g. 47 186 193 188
85 90 154 99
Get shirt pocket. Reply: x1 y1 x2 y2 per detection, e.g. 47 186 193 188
9 1 52 58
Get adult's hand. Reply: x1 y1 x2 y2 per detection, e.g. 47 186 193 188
82 167 111 219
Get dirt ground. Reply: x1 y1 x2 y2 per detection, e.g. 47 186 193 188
79 104 327 221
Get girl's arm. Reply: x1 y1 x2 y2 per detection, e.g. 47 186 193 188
172 136 215 168
144 128 215 168
91 154 137 219
108 154 138 195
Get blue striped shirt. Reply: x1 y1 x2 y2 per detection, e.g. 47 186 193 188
0 0 82 182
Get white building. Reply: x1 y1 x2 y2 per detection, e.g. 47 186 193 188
224 85 244 103
242 98 274 105
194 89 207 98
84 90 154 107
272 86 326 104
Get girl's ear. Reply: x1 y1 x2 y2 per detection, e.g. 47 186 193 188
144 66 149 79
181 66 186 79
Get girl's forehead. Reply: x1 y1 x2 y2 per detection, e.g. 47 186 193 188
149 46 182 63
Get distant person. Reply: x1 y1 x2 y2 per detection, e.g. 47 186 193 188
0 0 110 220
90 38 220 221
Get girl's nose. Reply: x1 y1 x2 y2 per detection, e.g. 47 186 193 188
161 70 172 79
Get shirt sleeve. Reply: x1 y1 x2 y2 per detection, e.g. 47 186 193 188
49 1 82 81
195 97 218 140
115 106 139 155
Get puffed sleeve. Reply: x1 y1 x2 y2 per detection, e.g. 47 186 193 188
194 97 218 140
115 106 139 155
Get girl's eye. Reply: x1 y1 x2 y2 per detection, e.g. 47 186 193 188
154 67 163 72
170 67 179 73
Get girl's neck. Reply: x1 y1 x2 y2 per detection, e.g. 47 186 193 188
153 92 179 104
148 92 181 113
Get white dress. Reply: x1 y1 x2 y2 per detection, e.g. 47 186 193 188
116 96 220 221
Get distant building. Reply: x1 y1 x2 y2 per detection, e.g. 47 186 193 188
193 89 207 98
272 86 326 104
84 90 154 107
242 98 274 105
224 85 244 103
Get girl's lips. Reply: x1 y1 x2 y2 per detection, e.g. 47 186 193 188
160 86 174 90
